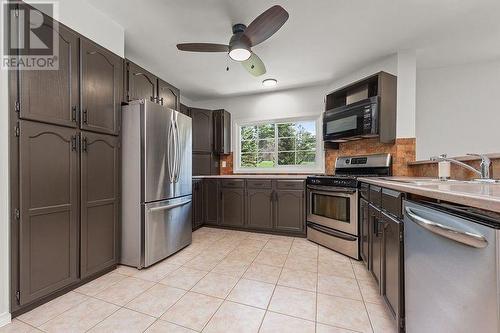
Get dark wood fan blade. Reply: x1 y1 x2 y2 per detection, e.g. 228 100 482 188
241 52 266 77
176 43 229 52
243 5 289 47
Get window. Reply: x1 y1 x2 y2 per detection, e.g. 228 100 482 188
236 117 323 173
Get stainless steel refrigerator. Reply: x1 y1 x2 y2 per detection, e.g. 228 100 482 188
121 100 192 268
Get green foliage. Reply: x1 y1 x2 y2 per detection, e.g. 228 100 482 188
240 121 316 168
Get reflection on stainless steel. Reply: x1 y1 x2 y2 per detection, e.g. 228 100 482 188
121 100 192 269
404 200 500 333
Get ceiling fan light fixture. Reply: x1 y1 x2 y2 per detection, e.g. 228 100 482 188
228 47 251 61
262 78 278 87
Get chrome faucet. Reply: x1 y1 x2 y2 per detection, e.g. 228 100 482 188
430 153 492 181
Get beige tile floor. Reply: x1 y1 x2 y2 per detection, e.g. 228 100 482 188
1 227 397 333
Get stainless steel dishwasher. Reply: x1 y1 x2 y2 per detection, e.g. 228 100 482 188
404 200 500 333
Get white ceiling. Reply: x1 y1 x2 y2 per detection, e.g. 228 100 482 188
87 0 500 101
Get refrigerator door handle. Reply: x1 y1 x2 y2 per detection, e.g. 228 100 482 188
405 207 488 248
174 117 181 182
147 198 192 212
167 120 174 183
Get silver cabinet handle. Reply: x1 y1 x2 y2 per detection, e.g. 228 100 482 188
405 207 488 248
148 199 192 212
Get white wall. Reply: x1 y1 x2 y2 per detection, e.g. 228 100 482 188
396 51 417 138
0 1 124 327
416 59 500 159
28 0 125 56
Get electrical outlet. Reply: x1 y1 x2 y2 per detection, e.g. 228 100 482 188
221 161 227 168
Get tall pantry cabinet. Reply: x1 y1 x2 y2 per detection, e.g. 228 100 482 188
10 4 122 314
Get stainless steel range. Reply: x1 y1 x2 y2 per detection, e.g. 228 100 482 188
306 153 391 259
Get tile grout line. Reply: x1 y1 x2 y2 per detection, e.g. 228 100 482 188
352 260 376 333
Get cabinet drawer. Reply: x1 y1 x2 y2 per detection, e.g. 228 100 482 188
222 179 245 188
381 188 403 218
247 180 272 189
276 180 305 190
359 183 369 200
369 185 382 207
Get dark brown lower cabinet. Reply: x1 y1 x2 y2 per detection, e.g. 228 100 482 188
19 121 79 305
380 211 404 325
80 132 120 278
360 198 370 268
369 204 382 287
275 189 305 233
246 189 273 230
204 179 220 225
221 187 245 227
192 179 204 229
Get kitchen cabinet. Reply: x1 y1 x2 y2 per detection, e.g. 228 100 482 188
213 109 231 154
204 179 220 225
246 188 273 230
192 179 204 230
180 103 192 117
80 132 120 278
126 61 157 102
221 186 245 227
191 108 213 153
380 210 404 323
158 79 180 110
18 121 79 305
275 188 305 233
18 20 79 128
359 198 370 267
369 203 382 286
193 153 219 176
80 39 123 135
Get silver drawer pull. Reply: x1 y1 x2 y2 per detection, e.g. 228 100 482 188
405 207 488 249
149 199 192 212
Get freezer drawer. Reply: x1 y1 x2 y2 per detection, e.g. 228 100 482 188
144 196 192 267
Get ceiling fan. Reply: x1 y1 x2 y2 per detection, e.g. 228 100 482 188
176 5 289 77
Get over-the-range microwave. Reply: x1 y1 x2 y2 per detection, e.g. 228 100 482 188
323 96 379 142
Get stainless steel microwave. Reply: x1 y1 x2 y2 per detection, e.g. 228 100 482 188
323 96 379 142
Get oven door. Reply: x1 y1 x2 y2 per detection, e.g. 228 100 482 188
307 186 358 236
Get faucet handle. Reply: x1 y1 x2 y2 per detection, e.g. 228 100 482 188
467 153 491 164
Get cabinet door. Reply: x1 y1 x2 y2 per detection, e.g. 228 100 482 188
360 198 370 268
126 61 157 102
247 189 273 230
81 39 123 135
158 79 180 110
204 179 220 225
191 108 213 153
213 110 231 154
369 204 382 287
180 103 191 117
192 180 204 229
80 132 120 278
275 190 305 233
19 18 79 127
221 188 245 227
193 153 212 176
19 121 79 305
381 211 403 322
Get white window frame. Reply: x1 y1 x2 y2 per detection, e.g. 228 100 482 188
233 115 324 174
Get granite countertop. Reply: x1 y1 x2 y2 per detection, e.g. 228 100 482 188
359 177 500 213
192 174 310 179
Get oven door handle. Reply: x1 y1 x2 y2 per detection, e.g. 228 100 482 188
307 188 357 198
307 185 357 193
307 223 358 241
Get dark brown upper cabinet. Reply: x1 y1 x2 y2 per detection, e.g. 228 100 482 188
18 18 79 128
213 109 231 154
191 108 213 153
158 79 180 111
18 121 79 305
180 103 192 117
80 39 123 135
126 61 157 102
80 132 120 278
